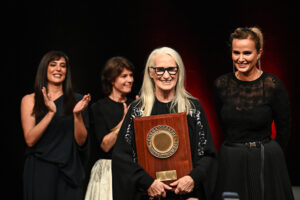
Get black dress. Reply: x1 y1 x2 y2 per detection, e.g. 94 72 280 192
90 97 134 159
112 98 217 200
84 97 134 200
23 93 89 200
213 72 294 200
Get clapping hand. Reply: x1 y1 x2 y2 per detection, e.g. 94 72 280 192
42 87 57 113
73 94 91 114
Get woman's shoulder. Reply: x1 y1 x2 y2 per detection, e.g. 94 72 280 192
263 71 281 81
21 93 35 105
214 72 232 87
128 99 144 116
94 96 109 104
90 97 110 110
262 72 286 89
215 72 232 80
20 93 35 115
129 99 142 110
188 97 204 111
189 96 200 104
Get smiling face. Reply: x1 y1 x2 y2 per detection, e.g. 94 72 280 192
112 68 134 95
47 57 67 85
149 53 178 95
232 38 262 74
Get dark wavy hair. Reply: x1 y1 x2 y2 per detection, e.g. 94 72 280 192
101 56 135 96
32 50 75 118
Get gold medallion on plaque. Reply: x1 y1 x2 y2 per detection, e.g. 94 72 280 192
146 125 179 159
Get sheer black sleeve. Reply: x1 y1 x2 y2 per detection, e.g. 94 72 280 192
270 76 291 149
213 74 228 128
213 78 223 120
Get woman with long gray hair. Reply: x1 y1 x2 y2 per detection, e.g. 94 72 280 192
112 47 217 200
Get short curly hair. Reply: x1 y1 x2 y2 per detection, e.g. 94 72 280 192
101 56 135 96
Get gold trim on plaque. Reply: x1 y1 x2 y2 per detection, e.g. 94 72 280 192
147 125 179 159
156 170 177 181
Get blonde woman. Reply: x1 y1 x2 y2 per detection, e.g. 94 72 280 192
213 27 294 200
112 47 217 200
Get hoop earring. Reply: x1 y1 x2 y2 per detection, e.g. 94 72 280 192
233 63 236 73
258 59 262 71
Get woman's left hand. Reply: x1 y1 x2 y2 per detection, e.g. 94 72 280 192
170 175 195 195
73 94 91 114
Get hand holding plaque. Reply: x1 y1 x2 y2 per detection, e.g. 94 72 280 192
134 112 193 186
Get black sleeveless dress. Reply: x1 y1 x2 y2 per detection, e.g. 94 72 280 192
23 93 89 200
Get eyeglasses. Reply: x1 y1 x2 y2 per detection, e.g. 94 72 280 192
150 66 178 76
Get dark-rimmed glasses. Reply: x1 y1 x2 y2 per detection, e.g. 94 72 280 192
150 66 178 76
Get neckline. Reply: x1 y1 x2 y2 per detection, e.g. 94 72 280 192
155 97 172 104
107 96 127 104
53 94 64 102
232 71 265 84
108 94 127 103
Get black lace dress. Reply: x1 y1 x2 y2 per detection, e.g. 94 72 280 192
213 72 294 200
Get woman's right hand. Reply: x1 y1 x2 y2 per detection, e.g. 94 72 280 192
147 180 172 199
42 87 56 113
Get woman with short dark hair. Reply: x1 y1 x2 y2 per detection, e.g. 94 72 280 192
85 56 135 200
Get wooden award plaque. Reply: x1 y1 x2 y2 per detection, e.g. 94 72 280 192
134 112 192 185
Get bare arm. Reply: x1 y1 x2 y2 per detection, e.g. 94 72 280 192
73 94 91 146
20 88 56 147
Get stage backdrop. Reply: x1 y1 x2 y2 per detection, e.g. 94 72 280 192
11 1 299 199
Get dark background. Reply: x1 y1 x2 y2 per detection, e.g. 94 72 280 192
8 0 299 199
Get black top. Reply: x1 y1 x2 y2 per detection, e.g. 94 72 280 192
112 98 217 200
25 93 89 186
90 96 133 159
213 72 291 148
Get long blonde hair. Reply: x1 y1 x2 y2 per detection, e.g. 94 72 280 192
137 47 195 116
